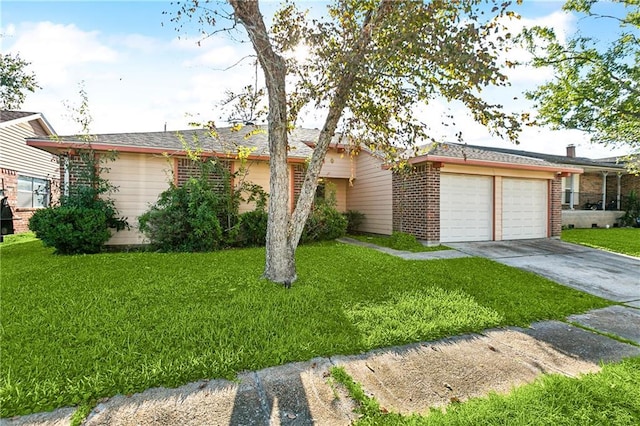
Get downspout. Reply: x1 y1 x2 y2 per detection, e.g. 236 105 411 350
601 171 608 210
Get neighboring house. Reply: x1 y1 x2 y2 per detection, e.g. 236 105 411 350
27 126 583 246
0 111 59 233
466 144 638 228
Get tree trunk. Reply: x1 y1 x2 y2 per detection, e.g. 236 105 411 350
230 0 297 284
230 0 392 285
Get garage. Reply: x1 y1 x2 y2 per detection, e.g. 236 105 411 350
440 174 493 243
502 178 548 240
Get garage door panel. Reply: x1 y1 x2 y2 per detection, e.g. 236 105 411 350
440 174 493 243
502 178 547 240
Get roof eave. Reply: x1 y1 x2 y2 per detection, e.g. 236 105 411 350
410 154 584 174
0 112 56 135
26 139 309 163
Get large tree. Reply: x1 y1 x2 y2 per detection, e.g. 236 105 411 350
0 53 39 110
523 0 639 155
172 0 522 285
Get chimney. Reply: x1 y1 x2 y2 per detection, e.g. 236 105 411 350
566 144 576 158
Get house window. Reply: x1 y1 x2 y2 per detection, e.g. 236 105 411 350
17 176 50 208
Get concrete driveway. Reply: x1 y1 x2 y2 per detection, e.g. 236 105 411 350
447 239 640 306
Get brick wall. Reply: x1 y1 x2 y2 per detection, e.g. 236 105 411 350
550 176 562 237
621 174 640 197
580 173 603 194
1 167 59 234
392 162 440 243
292 164 306 207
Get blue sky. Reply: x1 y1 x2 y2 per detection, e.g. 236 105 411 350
1 1 631 157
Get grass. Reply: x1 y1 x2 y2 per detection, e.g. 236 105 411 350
562 228 640 257
0 239 610 417
348 234 449 252
334 356 640 425
0 232 38 246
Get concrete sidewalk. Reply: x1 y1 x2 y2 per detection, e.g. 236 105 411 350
6 311 640 426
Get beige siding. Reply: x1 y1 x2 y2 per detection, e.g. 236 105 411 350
320 150 354 179
324 178 348 212
346 151 392 235
237 160 271 213
0 121 59 178
103 153 172 245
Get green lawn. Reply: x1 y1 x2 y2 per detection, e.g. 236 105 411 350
333 356 640 425
0 239 610 417
562 228 640 257
348 234 449 252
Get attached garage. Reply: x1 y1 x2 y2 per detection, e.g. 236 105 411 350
440 174 493 243
502 178 548 240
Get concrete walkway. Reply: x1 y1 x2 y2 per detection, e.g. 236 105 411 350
5 239 640 426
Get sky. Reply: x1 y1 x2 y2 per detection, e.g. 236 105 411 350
0 0 632 158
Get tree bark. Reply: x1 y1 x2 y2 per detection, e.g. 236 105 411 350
230 0 296 284
230 0 392 285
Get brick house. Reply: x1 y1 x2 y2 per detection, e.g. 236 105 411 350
469 144 638 228
27 126 582 246
0 111 59 234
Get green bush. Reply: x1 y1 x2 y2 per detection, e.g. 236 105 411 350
29 206 112 254
302 201 348 243
139 177 225 252
28 149 128 254
343 210 365 233
388 231 420 251
236 209 269 247
621 190 640 227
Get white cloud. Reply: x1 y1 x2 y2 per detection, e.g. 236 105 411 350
6 21 118 87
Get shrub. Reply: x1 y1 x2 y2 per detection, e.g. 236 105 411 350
343 210 365 233
29 206 112 254
139 177 224 252
28 149 128 254
302 201 348 243
621 190 640 227
236 209 269 247
388 231 420 251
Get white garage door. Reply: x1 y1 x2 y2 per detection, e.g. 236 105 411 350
502 178 548 240
440 174 493 243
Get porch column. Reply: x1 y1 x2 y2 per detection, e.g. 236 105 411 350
601 171 608 210
568 173 575 210
617 173 622 210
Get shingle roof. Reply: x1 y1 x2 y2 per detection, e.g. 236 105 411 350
46 125 332 159
459 144 626 170
0 110 38 123
418 142 566 169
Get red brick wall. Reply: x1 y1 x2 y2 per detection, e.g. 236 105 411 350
292 164 306 208
1 167 59 234
392 162 440 243
550 176 562 237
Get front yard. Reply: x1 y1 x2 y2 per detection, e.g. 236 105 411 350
0 238 610 418
562 228 640 257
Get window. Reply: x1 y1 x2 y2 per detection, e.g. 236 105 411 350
18 176 50 208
